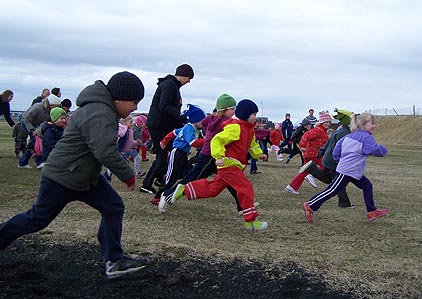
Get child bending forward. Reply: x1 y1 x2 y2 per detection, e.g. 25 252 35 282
159 99 268 232
303 112 388 223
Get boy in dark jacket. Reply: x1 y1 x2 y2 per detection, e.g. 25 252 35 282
0 72 149 279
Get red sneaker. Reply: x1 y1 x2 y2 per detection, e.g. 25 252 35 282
302 202 314 223
150 196 160 205
367 208 388 222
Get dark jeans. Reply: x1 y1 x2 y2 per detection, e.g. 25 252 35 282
0 175 125 262
142 127 169 188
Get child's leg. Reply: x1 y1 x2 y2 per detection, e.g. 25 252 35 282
218 167 258 222
351 175 376 212
184 173 227 200
133 151 141 174
141 145 147 161
307 173 351 211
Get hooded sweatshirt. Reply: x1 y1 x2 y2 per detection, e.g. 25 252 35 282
42 80 134 191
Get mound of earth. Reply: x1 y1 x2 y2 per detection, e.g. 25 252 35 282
0 235 356 299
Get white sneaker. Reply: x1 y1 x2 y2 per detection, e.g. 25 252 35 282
18 164 32 169
158 193 169 213
305 174 318 188
36 162 45 169
299 160 313 174
285 184 299 195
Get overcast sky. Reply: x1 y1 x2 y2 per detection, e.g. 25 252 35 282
1 0 421 123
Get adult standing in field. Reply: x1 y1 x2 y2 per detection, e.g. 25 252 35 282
305 108 318 128
0 71 149 279
140 64 194 194
18 94 62 168
31 88 50 106
0 89 15 128
279 113 293 152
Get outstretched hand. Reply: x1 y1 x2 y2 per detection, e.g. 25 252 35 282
215 158 224 167
260 154 268 161
124 175 136 191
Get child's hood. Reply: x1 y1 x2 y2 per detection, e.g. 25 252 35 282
206 115 229 133
75 80 116 111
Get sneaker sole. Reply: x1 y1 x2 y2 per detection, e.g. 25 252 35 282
302 203 313 223
299 161 313 174
368 213 388 222
140 187 154 194
158 194 168 213
284 187 299 195
106 264 146 279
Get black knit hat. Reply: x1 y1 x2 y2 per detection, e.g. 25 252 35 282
235 99 259 121
175 64 194 79
106 71 145 101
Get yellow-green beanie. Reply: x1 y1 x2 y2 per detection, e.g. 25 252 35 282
50 107 66 122
215 94 236 111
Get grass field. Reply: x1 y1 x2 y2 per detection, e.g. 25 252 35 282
1 117 421 298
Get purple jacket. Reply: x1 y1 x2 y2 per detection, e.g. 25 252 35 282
200 115 229 156
333 130 387 179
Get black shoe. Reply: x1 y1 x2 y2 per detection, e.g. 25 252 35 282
285 158 291 164
140 186 156 194
154 180 163 187
339 204 356 209
250 170 261 175
105 255 149 279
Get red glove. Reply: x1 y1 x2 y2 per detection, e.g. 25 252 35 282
123 175 136 191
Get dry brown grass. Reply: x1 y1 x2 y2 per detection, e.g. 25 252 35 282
1 117 422 298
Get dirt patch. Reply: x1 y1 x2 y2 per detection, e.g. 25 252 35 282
0 235 357 299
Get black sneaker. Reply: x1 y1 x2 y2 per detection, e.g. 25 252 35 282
339 204 356 209
154 180 163 187
105 255 149 279
139 186 156 194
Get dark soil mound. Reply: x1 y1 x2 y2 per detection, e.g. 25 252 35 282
0 235 356 299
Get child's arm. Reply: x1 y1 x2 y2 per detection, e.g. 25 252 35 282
191 137 205 148
362 135 387 157
160 130 176 149
210 123 239 160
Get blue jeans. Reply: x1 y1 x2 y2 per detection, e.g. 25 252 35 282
0 175 125 262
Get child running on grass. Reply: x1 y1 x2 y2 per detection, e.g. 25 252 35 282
0 72 149 279
156 94 242 210
151 104 206 202
159 99 268 231
302 112 389 223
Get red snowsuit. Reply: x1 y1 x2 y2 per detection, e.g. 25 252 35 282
183 118 263 222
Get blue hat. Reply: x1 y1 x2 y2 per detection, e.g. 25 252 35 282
185 104 206 123
235 99 258 121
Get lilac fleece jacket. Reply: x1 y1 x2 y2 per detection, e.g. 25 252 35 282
200 115 229 156
333 130 387 179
